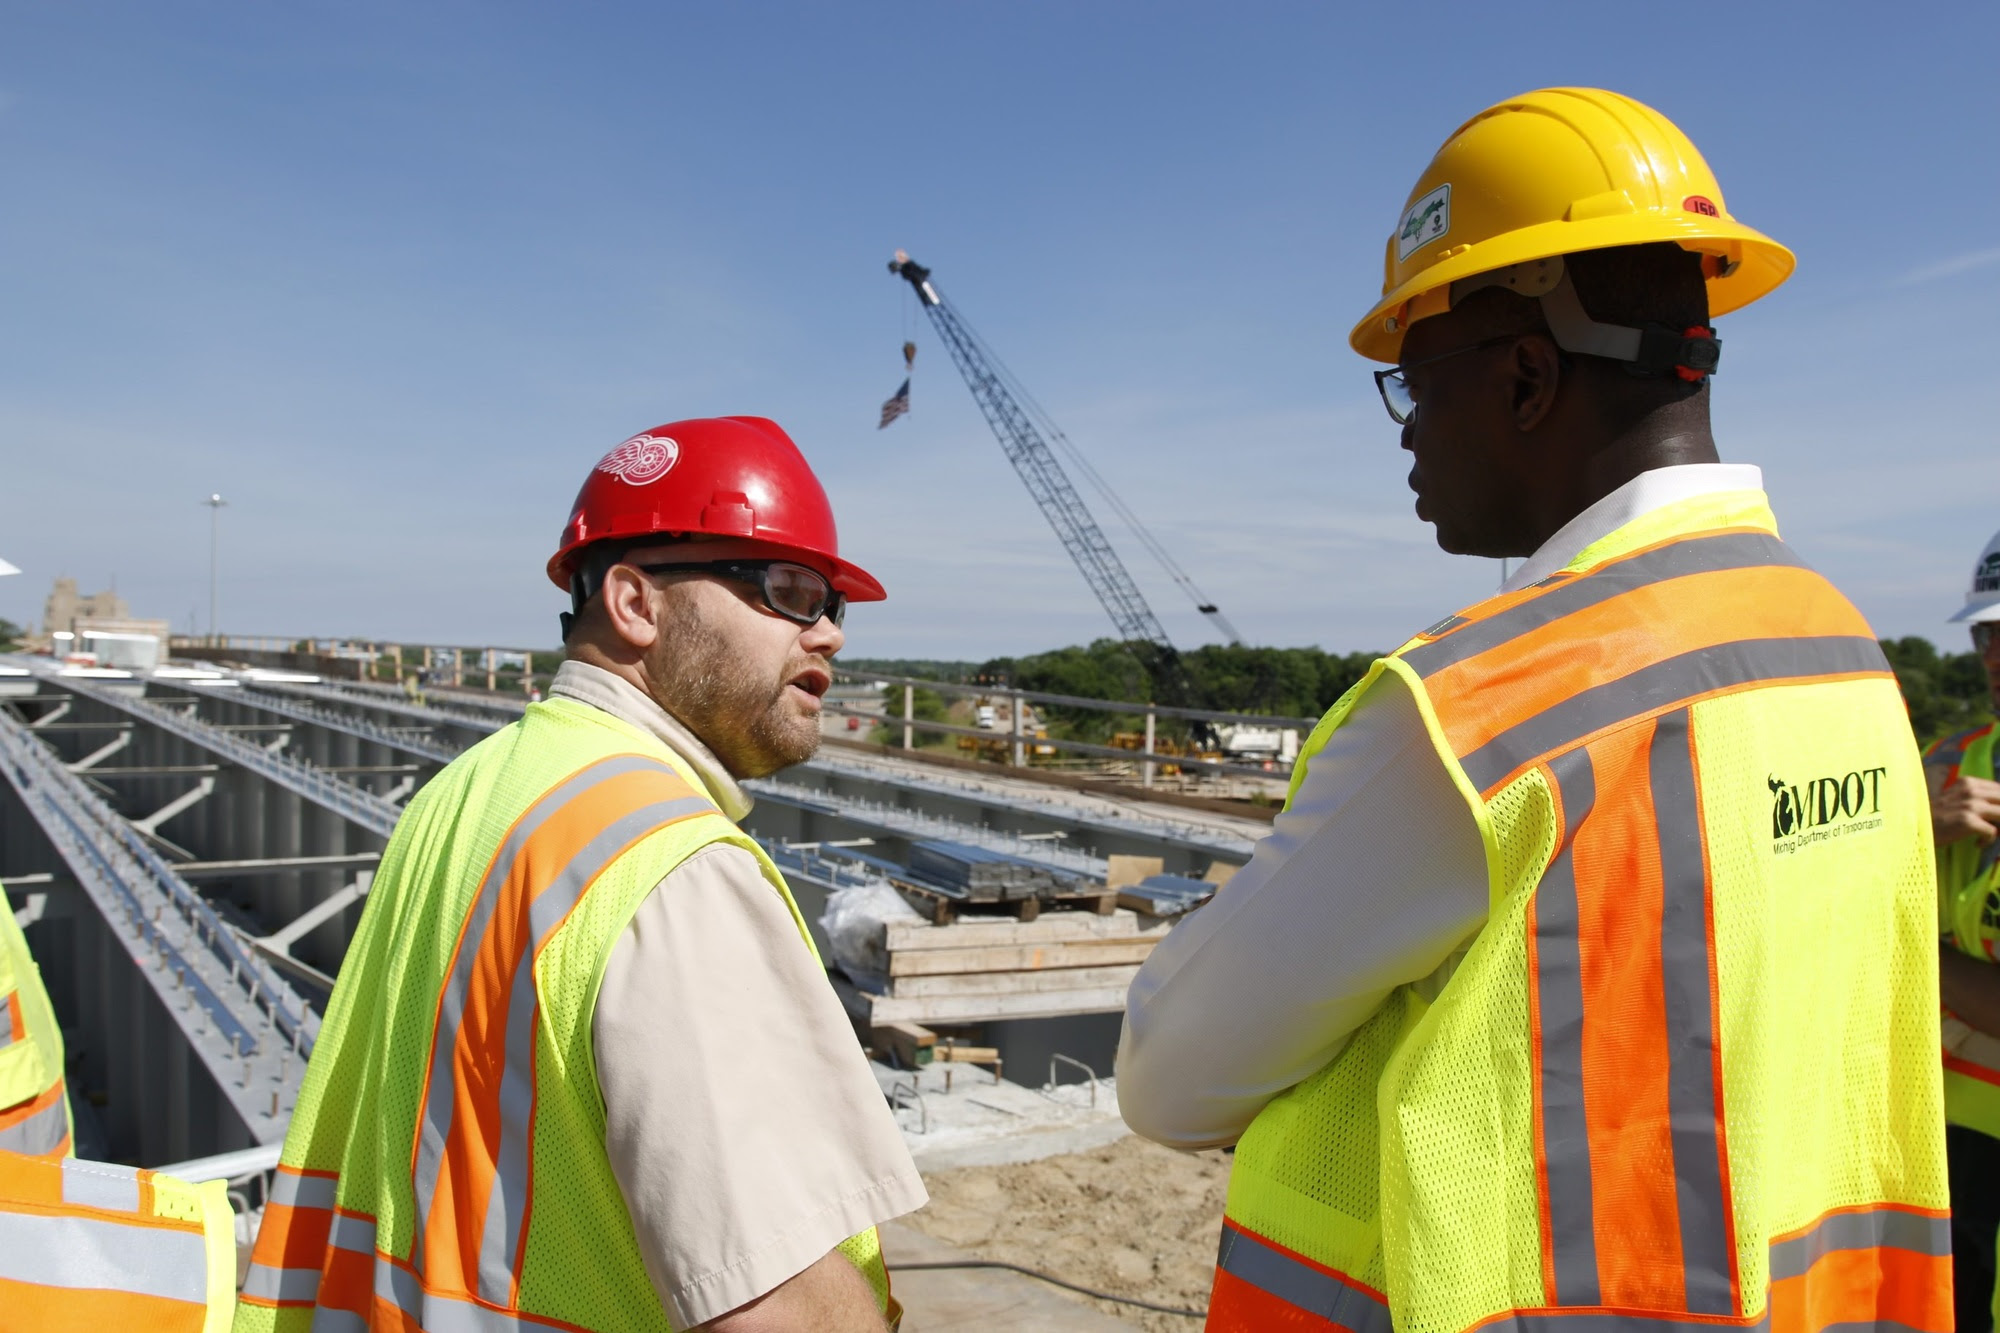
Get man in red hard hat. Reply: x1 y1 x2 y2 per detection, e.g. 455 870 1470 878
240 418 924 1333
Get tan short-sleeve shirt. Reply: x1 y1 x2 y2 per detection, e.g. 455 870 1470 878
550 662 925 1328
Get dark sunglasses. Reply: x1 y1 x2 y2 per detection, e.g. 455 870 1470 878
636 560 846 628
1373 334 1528 425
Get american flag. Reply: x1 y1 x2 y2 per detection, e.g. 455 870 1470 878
878 378 910 429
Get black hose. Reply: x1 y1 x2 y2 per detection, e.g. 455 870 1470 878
892 1260 1206 1318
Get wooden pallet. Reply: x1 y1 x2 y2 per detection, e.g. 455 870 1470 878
889 877 1114 925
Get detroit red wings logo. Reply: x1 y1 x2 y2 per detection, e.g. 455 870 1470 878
595 433 680 485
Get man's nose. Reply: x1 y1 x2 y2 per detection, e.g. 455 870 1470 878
802 616 844 658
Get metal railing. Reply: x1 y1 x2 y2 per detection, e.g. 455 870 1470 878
62 678 403 838
0 710 316 1139
832 668 1316 783
260 679 514 736
835 668 1322 729
232 686 464 764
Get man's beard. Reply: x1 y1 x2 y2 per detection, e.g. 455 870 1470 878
641 598 822 779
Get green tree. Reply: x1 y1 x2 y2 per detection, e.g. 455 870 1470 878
0 618 21 653
1882 636 1992 749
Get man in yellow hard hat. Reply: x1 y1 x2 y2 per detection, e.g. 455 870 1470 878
1119 88 1950 1331
1925 526 2000 1331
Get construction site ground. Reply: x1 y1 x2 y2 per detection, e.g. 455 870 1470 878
894 1133 1230 1330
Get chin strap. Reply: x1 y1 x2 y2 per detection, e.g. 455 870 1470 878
1450 257 1721 382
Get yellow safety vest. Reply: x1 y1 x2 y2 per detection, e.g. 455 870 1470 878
0 1146 236 1331
0 879 72 1160
1923 721 2000 1139
1211 491 1949 1332
236 696 894 1332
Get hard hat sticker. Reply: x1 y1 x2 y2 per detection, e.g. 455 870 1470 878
1397 183 1452 263
596 433 681 486
1976 550 2000 597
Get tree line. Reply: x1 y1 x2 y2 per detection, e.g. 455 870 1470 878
847 636 1993 751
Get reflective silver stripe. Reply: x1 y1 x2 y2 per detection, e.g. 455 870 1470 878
1767 1207 1950 1280
0 1206 209 1303
328 1209 376 1253
0 1085 68 1156
374 1255 576 1332
1215 1223 1392 1333
1459 635 1890 794
270 1166 339 1211
242 1262 323 1303
1536 747 1599 1305
1494 1313 1775 1333
1923 724 1990 769
1403 532 1806 678
0 992 17 1050
1649 711 1734 1312
60 1158 141 1213
410 754 685 1260
310 1308 369 1333
474 795 713 1305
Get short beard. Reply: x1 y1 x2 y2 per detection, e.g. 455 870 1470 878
641 594 823 779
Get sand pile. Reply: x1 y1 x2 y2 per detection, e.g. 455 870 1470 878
905 1134 1232 1330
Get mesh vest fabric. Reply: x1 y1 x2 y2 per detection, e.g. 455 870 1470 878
1924 722 2000 1138
0 880 72 1161
0 1148 237 1332
1212 492 1949 1333
236 696 890 1332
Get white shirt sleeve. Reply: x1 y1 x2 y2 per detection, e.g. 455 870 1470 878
1115 671 1490 1150
594 843 927 1328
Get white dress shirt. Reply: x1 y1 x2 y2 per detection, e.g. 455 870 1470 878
1116 464 1766 1150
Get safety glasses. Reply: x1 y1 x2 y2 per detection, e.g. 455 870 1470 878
637 560 846 628
1373 334 1527 425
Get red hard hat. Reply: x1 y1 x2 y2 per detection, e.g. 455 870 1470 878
546 416 885 602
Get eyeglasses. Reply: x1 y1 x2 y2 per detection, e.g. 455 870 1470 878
636 560 846 628
1373 334 1527 425
1974 622 1997 654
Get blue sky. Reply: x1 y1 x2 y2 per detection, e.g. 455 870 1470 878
3 3 1995 660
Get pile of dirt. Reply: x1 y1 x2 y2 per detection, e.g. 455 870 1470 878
905 1134 1232 1330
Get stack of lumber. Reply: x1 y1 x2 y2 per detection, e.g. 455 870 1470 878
832 908 1173 1025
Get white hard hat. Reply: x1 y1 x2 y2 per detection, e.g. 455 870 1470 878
1948 527 2000 623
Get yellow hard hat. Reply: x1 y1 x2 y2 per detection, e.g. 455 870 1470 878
1351 87 1795 363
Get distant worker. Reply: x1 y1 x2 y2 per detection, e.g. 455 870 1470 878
0 877 72 1159
1926 526 2000 1331
238 417 925 1332
1119 89 1950 1330
0 1146 237 1330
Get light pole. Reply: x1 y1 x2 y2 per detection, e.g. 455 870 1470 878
202 494 226 644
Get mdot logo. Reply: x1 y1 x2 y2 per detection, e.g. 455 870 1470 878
1767 765 1889 854
1397 184 1451 264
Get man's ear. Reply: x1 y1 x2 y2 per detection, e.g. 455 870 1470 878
598 564 662 654
1509 334 1564 433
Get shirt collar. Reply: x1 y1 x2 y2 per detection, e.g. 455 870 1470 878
547 660 753 821
1500 463 1765 593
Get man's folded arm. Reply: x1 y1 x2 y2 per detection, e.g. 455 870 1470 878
1116 674 1490 1149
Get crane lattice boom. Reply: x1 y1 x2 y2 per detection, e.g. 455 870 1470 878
890 252 1175 648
